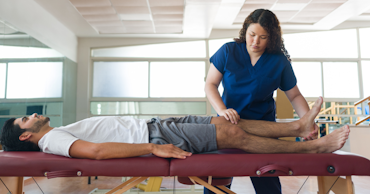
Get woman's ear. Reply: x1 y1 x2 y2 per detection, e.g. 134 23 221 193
19 132 32 141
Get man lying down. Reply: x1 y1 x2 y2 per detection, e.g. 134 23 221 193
0 97 350 160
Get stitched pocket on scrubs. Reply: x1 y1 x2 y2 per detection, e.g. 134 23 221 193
257 76 279 100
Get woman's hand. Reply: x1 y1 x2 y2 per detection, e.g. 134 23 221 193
303 123 319 141
219 108 240 124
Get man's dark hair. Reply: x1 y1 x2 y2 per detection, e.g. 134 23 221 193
0 118 40 151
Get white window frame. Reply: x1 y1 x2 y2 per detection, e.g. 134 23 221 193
89 28 369 118
0 58 65 121
291 28 367 116
89 40 212 118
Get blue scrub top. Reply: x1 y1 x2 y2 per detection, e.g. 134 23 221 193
210 42 297 121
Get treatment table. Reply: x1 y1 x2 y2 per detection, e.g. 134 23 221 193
1 149 370 194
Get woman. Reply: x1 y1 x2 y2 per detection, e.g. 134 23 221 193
204 9 317 194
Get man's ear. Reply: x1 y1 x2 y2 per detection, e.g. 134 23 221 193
19 132 32 141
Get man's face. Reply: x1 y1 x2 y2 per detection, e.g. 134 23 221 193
14 113 50 132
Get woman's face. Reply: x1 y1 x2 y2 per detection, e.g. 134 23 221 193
245 23 269 55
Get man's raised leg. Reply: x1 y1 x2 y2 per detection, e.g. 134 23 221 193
211 97 323 139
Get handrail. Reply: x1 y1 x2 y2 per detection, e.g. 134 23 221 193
340 109 349 115
354 96 370 106
355 115 370 126
319 107 333 114
303 100 368 125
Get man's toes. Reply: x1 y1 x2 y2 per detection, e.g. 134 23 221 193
345 125 350 131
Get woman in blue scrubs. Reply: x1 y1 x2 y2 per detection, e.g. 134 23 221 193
204 9 317 194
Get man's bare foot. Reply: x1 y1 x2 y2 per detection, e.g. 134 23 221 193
315 125 350 153
297 97 323 138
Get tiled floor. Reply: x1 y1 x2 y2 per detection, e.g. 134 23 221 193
232 176 370 194
19 175 370 194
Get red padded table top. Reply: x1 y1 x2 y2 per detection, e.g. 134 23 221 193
0 151 170 177
170 149 370 177
1 149 370 178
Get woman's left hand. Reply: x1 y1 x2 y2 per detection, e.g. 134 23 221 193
303 123 319 141
218 108 240 124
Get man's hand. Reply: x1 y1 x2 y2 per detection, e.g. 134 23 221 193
151 144 192 159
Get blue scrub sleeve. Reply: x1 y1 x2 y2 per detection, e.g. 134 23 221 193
210 43 229 74
279 62 297 91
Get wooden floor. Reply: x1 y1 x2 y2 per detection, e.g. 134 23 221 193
5 175 368 194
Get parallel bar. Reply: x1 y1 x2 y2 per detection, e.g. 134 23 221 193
355 115 370 125
354 96 370 106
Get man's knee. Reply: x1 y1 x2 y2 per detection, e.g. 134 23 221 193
215 125 248 149
225 125 245 137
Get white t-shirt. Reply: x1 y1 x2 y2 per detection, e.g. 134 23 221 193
38 116 149 157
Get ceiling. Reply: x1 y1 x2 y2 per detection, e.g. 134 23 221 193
2 0 370 38
36 0 370 38
1 0 370 62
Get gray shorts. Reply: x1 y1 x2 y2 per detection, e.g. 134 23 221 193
147 115 217 153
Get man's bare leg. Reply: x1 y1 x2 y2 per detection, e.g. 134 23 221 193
215 123 350 154
210 97 323 138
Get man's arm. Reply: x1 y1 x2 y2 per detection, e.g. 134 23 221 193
69 140 192 160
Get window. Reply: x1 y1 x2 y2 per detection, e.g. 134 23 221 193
93 61 206 98
91 101 206 115
0 46 63 58
150 62 205 97
362 61 370 97
0 102 63 127
0 63 5 98
89 29 369 118
92 41 206 58
284 29 358 58
6 62 63 98
323 62 359 98
209 38 234 57
359 28 370 58
0 28 75 127
93 62 148 98
91 40 209 116
292 62 322 97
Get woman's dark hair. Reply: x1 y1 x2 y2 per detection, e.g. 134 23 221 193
234 9 291 61
0 118 40 151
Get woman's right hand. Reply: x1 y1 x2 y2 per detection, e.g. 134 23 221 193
219 108 240 124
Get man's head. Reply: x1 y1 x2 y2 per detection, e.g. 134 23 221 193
1 113 50 151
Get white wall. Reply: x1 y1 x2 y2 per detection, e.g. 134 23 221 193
349 125 370 159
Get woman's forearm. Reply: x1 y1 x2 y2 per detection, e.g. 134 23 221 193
95 142 154 160
205 83 227 114
285 86 310 118
95 142 191 160
290 94 310 118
